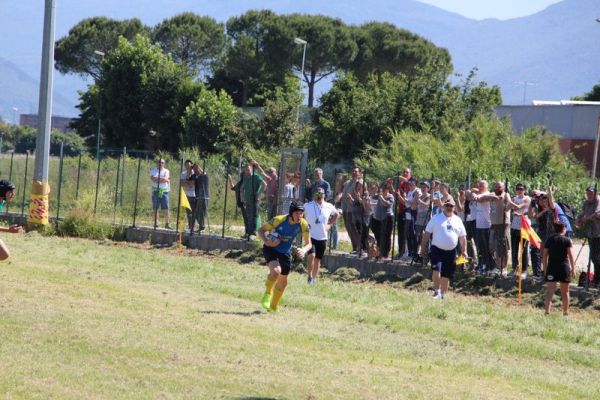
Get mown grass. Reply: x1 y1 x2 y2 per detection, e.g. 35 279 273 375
0 233 599 399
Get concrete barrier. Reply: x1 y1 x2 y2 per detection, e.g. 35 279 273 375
1 212 597 302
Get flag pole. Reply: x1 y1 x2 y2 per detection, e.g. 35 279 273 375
179 216 183 256
518 236 523 304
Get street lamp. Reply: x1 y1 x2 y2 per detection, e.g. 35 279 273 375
294 37 307 122
11 107 18 125
93 50 105 160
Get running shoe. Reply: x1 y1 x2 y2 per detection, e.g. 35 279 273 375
261 293 272 310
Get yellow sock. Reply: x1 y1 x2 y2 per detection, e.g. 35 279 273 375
270 288 284 311
265 277 276 295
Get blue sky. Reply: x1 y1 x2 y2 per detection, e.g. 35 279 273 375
418 0 563 20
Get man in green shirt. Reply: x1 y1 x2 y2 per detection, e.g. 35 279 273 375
242 162 263 238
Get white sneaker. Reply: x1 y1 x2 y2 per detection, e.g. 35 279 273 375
433 292 444 300
432 289 440 297
489 268 501 276
520 273 527 280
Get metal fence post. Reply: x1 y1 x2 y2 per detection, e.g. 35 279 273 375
222 165 229 238
132 157 142 228
93 152 102 215
21 152 29 216
7 151 14 212
112 153 121 224
75 153 82 200
56 142 64 221
203 159 211 235
176 158 184 234
114 153 121 208
120 146 126 206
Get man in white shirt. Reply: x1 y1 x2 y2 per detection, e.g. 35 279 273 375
304 187 339 285
150 158 171 229
420 198 467 300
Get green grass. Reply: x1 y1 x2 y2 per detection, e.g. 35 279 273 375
0 234 599 399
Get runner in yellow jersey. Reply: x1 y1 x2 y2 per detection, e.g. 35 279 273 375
258 201 311 312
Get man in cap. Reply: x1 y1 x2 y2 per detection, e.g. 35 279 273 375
420 198 468 300
304 187 339 284
576 185 600 287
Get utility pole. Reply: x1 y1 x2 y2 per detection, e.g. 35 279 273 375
28 0 55 227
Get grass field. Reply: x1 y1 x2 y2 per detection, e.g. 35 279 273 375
1 234 599 399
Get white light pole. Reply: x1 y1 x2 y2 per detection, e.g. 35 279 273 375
93 50 105 160
294 37 307 122
593 19 600 177
11 107 18 125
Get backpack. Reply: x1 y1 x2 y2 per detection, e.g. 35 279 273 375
556 202 576 225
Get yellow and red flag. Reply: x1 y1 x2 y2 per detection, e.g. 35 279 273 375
520 215 541 249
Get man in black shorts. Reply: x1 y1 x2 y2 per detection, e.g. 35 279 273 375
258 202 311 312
542 221 575 316
419 199 468 300
304 187 338 285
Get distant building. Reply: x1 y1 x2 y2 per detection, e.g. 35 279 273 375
495 101 600 176
18 114 74 133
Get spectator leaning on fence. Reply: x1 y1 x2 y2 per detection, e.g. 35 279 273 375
227 172 248 237
347 180 371 258
576 185 600 288
470 180 496 273
371 182 395 260
395 168 412 259
415 181 432 258
340 167 364 254
242 162 263 239
529 190 543 277
508 183 533 277
150 158 171 229
456 184 477 259
0 180 24 260
535 186 573 244
180 160 197 233
253 161 279 220
188 163 210 233
330 174 346 250
398 177 420 259
487 181 511 275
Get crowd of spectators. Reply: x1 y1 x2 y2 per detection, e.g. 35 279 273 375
164 158 600 290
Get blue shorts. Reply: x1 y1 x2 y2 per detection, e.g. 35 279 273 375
152 190 170 210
